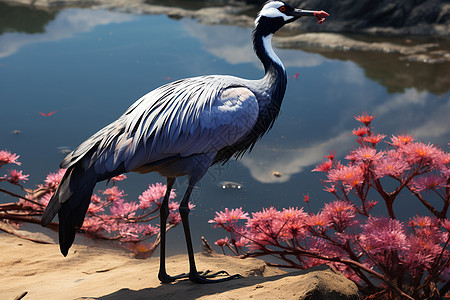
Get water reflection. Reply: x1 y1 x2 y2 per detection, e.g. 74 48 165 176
0 2 56 34
314 49 450 95
0 7 134 58
181 19 324 68
145 0 236 10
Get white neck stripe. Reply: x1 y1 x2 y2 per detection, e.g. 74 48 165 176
262 34 284 68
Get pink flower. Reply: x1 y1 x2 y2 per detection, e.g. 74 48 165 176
0 150 21 166
322 200 356 232
87 202 104 214
102 186 126 202
404 220 443 275
442 219 450 232
389 134 415 147
401 142 442 166
168 201 179 211
20 193 46 210
351 127 369 137
409 215 437 228
350 147 383 162
323 184 337 194
278 207 308 239
312 160 333 172
110 174 127 182
39 193 53 207
166 202 195 225
208 207 249 228
411 174 446 192
215 237 230 247
244 231 272 251
138 183 175 209
143 224 159 236
245 208 283 244
373 152 409 178
100 217 118 233
44 169 66 189
303 193 310 203
327 165 364 191
110 199 138 218
233 237 248 248
168 210 181 225
363 134 386 146
81 217 103 232
2 169 29 184
306 212 330 229
325 151 336 161
91 194 102 203
355 112 375 126
359 217 408 253
118 224 143 242
437 152 450 166
247 207 280 228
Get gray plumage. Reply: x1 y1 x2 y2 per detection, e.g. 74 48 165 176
41 0 325 283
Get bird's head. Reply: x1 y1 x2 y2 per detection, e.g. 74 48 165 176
255 1 329 35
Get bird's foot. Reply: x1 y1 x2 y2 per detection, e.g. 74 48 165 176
158 271 189 284
189 270 242 284
159 270 242 284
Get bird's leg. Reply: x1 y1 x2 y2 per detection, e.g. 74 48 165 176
158 177 182 284
179 184 242 284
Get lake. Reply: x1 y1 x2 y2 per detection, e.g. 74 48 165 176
0 2 449 255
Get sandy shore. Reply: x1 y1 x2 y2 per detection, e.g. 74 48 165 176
0 232 300 300
0 231 360 299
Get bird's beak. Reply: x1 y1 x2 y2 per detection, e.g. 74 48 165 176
289 9 329 24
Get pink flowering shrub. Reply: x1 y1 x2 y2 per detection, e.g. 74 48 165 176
210 114 449 299
0 152 184 258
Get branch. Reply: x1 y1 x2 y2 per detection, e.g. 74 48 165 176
409 188 442 218
373 178 395 219
0 213 57 230
0 187 44 207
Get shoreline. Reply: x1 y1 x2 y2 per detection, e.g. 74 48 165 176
1 0 450 64
0 232 359 299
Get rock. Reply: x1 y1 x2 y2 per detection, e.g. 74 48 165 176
286 0 450 37
287 265 360 300
274 33 450 64
273 32 450 63
275 33 437 54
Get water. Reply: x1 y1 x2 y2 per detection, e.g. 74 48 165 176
0 4 449 255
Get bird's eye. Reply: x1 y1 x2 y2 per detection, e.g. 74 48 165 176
279 6 286 12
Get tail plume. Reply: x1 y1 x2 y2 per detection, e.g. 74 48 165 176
41 165 97 256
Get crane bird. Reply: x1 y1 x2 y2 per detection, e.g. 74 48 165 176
41 1 328 284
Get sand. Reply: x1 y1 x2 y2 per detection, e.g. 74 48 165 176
0 232 289 299
0 232 360 300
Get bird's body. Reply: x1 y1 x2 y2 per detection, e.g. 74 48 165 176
41 1 328 284
61 73 278 175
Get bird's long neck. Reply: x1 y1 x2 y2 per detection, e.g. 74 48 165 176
252 23 287 106
253 32 285 75
252 24 287 126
